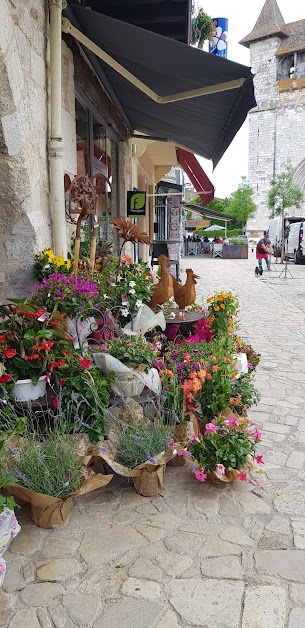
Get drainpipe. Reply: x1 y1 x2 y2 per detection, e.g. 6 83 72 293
49 0 67 258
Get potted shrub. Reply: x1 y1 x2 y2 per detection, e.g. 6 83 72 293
0 301 67 401
33 249 72 282
222 238 249 260
95 418 176 496
185 410 263 484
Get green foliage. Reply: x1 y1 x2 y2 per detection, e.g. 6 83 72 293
33 250 72 282
225 177 256 229
191 7 214 49
229 238 248 245
195 228 242 239
7 434 81 498
267 166 304 218
107 336 158 371
229 374 261 414
114 421 172 468
188 414 259 472
50 353 112 443
0 434 18 513
206 291 239 338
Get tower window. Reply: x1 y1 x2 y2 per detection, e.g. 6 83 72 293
277 51 305 80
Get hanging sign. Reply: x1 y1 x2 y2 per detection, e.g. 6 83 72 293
127 191 146 216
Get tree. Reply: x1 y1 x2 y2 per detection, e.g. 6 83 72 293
188 197 229 214
267 166 304 218
191 6 214 49
226 177 256 230
267 166 304 261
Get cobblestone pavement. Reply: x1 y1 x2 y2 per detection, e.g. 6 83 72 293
2 254 305 628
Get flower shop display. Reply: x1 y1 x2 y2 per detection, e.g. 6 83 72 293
206 291 239 337
6 433 113 528
94 335 161 397
186 409 263 484
33 273 99 319
0 301 68 401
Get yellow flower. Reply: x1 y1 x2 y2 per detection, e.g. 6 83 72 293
66 260 71 270
214 306 220 312
227 326 233 333
44 249 54 260
220 304 225 309
55 255 64 266
207 297 212 303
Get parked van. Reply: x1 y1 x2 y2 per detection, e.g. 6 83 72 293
286 221 305 264
268 217 282 257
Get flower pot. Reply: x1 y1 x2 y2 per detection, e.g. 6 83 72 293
133 464 165 496
12 376 47 402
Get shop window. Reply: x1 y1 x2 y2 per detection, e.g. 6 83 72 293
74 98 118 248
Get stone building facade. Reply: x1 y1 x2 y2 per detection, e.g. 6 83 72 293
240 0 305 233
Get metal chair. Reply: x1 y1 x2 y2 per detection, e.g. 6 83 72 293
151 242 179 280
213 244 223 259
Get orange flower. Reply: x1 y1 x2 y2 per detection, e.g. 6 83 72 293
198 370 207 380
231 370 239 378
210 355 217 362
207 316 215 323
214 306 220 312
206 372 212 380
211 365 219 373
123 254 132 265
223 357 231 363
227 326 233 333
183 353 191 366
220 304 225 309
228 397 235 404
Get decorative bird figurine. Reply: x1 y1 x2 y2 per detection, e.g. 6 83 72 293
171 269 199 311
148 255 174 310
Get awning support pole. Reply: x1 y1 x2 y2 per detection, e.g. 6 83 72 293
61 18 246 104
49 0 67 258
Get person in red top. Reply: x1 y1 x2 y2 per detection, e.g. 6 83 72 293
256 232 272 274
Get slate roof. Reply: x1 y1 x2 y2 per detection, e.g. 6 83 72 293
239 0 288 48
276 20 305 55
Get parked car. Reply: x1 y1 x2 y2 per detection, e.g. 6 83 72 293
268 217 282 257
286 221 305 264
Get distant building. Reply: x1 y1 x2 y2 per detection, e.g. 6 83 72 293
240 0 305 234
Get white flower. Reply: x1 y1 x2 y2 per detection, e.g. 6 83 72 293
111 283 117 287
103 294 109 299
117 275 122 283
120 308 129 317
44 264 50 269
129 281 136 288
135 299 143 308
129 289 136 295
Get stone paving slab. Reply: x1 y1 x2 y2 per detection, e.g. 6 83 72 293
3 255 305 627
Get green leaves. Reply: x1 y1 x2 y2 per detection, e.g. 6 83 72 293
268 166 304 218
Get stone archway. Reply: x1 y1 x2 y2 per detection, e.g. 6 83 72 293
0 0 52 301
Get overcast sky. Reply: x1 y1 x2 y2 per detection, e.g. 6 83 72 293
196 0 305 198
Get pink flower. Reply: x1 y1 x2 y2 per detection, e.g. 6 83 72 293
205 423 220 434
177 448 191 459
255 455 264 464
248 362 254 369
190 433 200 442
252 426 262 441
194 469 207 483
215 464 225 476
44 373 51 383
237 471 248 481
168 440 175 448
155 341 162 350
224 417 239 428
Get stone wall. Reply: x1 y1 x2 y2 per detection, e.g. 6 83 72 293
247 36 305 232
0 0 51 301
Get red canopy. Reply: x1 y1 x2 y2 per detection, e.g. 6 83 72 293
177 148 214 207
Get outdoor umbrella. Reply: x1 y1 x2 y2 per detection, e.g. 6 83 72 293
203 225 224 232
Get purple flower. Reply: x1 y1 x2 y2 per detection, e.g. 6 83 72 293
8 448 16 456
146 452 157 464
14 470 23 479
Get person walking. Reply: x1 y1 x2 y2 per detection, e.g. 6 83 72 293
255 232 272 274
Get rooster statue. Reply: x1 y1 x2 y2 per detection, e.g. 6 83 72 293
171 269 199 314
148 255 174 310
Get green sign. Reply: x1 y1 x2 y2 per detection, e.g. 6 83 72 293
127 191 146 216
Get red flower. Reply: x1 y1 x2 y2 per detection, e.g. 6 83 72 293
53 398 60 409
80 358 91 369
0 335 6 343
50 360 59 369
64 350 72 357
40 340 53 352
58 359 66 367
23 312 33 320
28 354 40 360
45 374 51 383
0 373 13 383
3 348 16 359
33 308 46 319
59 378 65 386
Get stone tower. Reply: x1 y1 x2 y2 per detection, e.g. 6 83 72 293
240 0 305 233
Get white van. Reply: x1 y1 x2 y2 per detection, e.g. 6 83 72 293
268 217 282 257
286 221 305 264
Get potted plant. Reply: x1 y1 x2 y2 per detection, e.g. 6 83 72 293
222 238 249 260
0 301 67 401
33 272 100 348
5 431 113 528
33 249 72 282
185 411 263 484
95 417 176 496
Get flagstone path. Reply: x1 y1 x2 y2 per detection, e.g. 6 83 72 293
2 253 305 628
